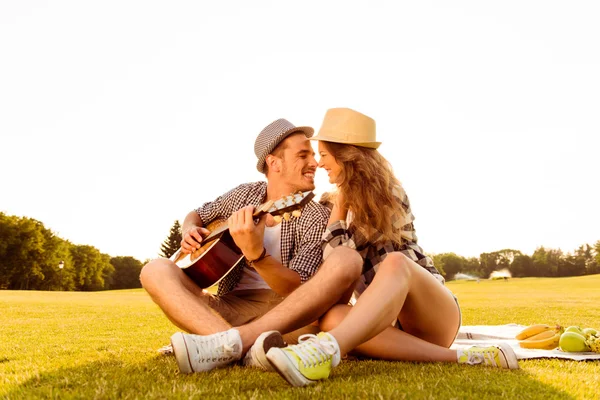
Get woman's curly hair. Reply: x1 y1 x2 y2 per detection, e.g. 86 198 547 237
322 141 405 246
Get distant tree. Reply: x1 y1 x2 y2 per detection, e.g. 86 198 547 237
589 241 600 275
432 253 463 279
0 215 46 290
574 244 597 275
70 245 114 291
160 220 182 258
558 252 586 277
479 252 501 278
478 249 522 278
463 257 481 277
0 212 19 288
510 254 534 277
532 247 563 277
429 254 446 277
109 256 143 289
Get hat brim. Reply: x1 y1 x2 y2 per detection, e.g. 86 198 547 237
256 126 315 173
310 134 381 149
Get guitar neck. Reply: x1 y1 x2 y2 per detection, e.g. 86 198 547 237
201 192 313 243
202 207 267 243
203 223 229 242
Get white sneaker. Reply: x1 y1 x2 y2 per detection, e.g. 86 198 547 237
157 344 173 355
170 328 242 373
242 331 285 371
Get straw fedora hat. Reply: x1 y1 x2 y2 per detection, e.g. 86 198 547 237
310 108 381 149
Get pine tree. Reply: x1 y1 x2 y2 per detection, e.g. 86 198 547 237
160 220 182 258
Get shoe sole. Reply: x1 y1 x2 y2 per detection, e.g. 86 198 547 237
170 332 194 373
497 342 519 369
266 347 315 387
250 331 285 371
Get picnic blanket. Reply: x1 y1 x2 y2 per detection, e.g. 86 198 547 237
451 324 600 360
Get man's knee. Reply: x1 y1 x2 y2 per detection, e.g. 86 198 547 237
139 258 173 290
321 246 363 282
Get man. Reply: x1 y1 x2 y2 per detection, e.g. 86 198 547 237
140 118 330 370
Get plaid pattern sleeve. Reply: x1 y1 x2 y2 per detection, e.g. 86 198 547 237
195 182 267 226
321 185 444 295
283 201 331 283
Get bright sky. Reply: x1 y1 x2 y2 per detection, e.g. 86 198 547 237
1 1 599 263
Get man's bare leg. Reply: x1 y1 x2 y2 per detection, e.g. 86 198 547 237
236 246 363 353
140 258 230 334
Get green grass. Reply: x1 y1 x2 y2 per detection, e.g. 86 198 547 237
1 276 599 399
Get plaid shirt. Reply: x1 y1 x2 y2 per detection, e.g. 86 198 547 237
196 181 331 296
321 185 444 297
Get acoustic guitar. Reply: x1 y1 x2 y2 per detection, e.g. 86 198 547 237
170 191 315 289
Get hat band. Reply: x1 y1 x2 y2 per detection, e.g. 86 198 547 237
317 129 378 145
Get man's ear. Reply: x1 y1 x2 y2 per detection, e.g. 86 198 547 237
265 154 281 173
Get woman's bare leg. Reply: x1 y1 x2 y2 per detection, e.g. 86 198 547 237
322 252 460 359
320 304 456 362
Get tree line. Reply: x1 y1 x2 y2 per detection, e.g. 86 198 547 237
1 213 598 291
432 244 600 280
0 213 180 291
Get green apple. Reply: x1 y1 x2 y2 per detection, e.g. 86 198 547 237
559 331 590 352
564 326 584 335
582 327 598 338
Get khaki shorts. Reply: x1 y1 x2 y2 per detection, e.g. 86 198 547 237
201 288 320 344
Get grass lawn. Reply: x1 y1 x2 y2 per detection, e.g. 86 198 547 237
1 275 599 399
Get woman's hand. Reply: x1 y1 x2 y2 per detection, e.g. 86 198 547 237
334 189 347 212
329 189 349 224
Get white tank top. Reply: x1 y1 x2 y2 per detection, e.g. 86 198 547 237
232 224 282 291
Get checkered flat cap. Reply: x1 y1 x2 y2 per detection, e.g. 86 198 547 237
254 118 314 173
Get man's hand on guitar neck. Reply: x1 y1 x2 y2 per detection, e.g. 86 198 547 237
181 211 211 254
228 206 301 296
228 206 266 260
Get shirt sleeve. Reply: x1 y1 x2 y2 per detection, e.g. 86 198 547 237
195 183 263 225
287 202 331 283
321 219 356 260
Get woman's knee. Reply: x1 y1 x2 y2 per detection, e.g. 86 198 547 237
319 304 352 331
378 252 413 279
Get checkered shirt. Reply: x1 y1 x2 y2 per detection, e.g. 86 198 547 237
321 185 444 297
195 181 331 296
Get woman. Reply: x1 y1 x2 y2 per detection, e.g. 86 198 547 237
266 107 518 387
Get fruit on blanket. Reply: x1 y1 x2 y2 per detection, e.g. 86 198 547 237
519 332 561 350
525 329 559 341
588 335 600 353
564 326 584 335
515 324 559 340
581 327 598 338
559 331 590 352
